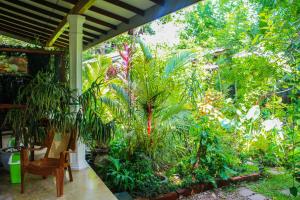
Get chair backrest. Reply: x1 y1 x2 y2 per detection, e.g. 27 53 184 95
44 128 77 159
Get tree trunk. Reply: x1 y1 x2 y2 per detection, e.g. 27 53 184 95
147 104 152 136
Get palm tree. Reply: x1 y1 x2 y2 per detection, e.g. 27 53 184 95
103 38 194 139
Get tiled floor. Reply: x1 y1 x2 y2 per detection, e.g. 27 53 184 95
0 166 117 200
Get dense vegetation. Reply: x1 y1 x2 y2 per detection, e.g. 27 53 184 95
80 0 299 198
1 0 299 198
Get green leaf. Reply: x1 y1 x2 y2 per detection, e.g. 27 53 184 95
290 187 298 197
137 37 152 61
164 50 194 78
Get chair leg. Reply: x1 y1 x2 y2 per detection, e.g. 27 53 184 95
68 165 73 182
56 168 64 197
21 169 25 194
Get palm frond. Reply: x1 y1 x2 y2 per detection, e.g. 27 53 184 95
157 104 187 122
137 37 153 61
110 83 130 104
164 50 195 78
101 96 127 119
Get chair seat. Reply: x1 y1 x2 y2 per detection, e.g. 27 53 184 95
26 158 60 173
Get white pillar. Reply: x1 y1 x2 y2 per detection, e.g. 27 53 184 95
68 14 88 170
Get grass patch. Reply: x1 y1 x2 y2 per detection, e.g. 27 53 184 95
245 172 299 200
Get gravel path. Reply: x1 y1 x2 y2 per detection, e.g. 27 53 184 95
179 188 248 200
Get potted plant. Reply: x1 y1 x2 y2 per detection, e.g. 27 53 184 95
4 72 76 151
77 78 116 167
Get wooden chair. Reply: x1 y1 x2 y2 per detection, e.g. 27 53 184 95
20 128 77 197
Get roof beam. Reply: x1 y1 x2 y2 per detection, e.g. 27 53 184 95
29 0 69 13
0 12 68 41
64 0 129 23
0 29 45 47
0 22 68 46
84 24 106 35
7 0 64 20
0 27 66 48
29 0 116 30
0 2 59 26
150 0 165 5
47 0 96 47
0 15 52 35
0 9 57 31
84 0 200 50
0 18 69 44
103 0 145 16
0 26 47 45
5 0 106 37
0 15 70 41
84 15 117 30
0 9 92 42
89 6 129 23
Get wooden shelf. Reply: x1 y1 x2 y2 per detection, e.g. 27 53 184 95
0 47 64 55
0 104 26 110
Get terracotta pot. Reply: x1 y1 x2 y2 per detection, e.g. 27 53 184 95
154 192 178 200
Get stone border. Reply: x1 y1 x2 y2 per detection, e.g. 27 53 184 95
152 173 261 200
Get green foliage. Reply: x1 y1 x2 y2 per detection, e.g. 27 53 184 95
5 72 75 146
101 149 171 198
78 0 300 197
247 173 300 200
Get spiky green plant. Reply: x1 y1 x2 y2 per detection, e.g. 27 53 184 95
4 72 75 147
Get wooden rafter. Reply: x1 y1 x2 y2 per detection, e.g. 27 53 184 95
0 16 70 43
89 6 129 23
85 0 200 50
0 0 199 50
103 0 145 16
0 47 64 55
0 21 56 42
0 15 52 36
29 0 117 30
47 0 96 47
0 2 59 26
0 11 94 43
84 15 117 30
0 23 69 47
8 0 64 20
0 23 52 42
0 28 46 47
4 0 107 37
0 9 55 30
150 0 165 5
0 26 67 47
64 0 129 23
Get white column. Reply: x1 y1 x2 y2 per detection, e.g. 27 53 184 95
68 14 88 170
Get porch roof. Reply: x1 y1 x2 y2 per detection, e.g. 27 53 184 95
0 0 199 50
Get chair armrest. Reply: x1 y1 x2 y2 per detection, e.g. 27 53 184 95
20 148 29 166
58 151 75 167
20 147 46 166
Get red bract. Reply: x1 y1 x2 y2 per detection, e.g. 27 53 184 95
118 43 132 79
106 65 118 79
